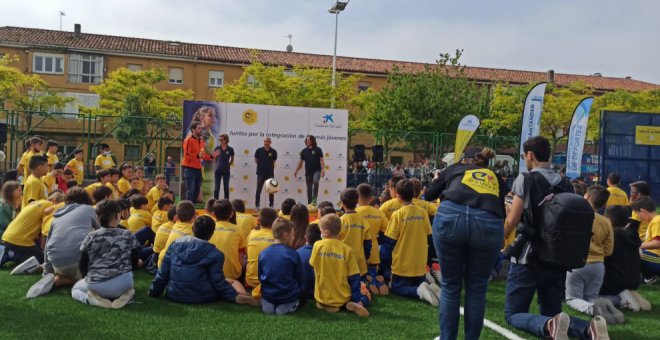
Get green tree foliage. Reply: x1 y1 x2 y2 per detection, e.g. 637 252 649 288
0 54 72 129
214 60 364 110
354 50 490 158
88 67 193 155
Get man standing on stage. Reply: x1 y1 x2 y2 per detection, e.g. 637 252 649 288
294 135 325 205
182 122 217 202
213 134 234 200
254 137 277 210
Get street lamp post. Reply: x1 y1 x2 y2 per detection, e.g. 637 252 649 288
329 1 349 109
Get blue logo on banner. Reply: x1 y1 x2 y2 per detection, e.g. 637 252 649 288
323 114 334 123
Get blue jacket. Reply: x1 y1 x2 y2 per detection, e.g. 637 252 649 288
149 236 237 304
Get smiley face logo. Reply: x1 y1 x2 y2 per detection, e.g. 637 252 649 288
242 109 257 125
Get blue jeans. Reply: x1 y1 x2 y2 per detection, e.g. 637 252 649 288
214 171 230 200
261 298 300 315
391 274 425 298
183 167 202 202
505 262 590 339
433 200 503 340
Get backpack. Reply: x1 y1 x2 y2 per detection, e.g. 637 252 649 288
523 172 594 270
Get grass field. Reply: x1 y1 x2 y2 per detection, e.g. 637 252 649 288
1 269 659 339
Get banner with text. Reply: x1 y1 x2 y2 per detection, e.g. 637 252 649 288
565 97 594 179
454 114 480 163
182 101 348 209
518 83 547 173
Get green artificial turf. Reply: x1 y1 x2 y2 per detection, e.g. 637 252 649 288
1 269 659 339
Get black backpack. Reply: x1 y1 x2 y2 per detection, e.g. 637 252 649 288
523 172 594 270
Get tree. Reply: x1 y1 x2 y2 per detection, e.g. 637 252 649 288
591 88 660 137
0 54 72 130
354 50 490 159
87 67 193 156
214 60 364 110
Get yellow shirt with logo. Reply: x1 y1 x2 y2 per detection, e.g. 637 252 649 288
158 221 194 267
356 205 389 265
385 204 432 277
246 228 275 288
587 213 614 263
209 220 246 280
135 179 144 193
22 174 48 209
340 212 371 275
379 198 403 220
117 178 131 197
42 173 58 194
632 210 649 241
153 221 174 255
19 150 38 177
413 198 437 216
644 215 660 257
66 158 85 185
85 182 104 198
2 200 52 247
94 154 115 170
236 212 258 239
151 209 169 233
106 183 120 199
46 152 58 168
146 187 163 212
606 186 629 207
310 238 360 308
127 207 152 234
41 202 65 236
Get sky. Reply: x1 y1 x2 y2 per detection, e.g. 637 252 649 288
1 0 659 84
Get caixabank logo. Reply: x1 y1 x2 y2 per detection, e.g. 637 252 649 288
241 161 250 168
322 177 331 183
296 176 303 182
284 163 292 170
314 113 342 129
241 187 249 194
284 151 292 157
282 188 290 194
336 164 344 171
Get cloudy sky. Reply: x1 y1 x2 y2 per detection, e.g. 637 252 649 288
2 0 659 83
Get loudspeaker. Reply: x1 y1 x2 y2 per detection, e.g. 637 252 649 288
0 123 6 144
372 145 384 162
353 144 365 162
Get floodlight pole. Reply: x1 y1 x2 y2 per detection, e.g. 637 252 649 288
331 11 339 109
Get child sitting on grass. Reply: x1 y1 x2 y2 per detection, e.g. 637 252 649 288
148 215 258 306
158 201 196 268
310 214 369 317
152 197 174 234
279 198 295 220
72 200 141 309
258 218 304 315
246 208 277 292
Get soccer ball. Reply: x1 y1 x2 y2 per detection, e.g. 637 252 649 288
264 178 279 194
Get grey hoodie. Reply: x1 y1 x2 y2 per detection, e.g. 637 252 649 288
45 204 100 269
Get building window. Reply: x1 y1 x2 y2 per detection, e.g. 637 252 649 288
33 53 65 74
208 71 224 87
59 92 100 117
283 69 297 77
127 64 143 71
68 54 103 84
124 145 141 161
358 81 372 93
169 67 183 84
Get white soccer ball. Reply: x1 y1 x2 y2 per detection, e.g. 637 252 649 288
0 151 5 162
264 178 280 194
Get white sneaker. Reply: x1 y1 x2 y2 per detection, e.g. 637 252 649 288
0 244 6 266
418 282 439 307
627 290 651 311
428 283 441 298
26 273 55 299
87 290 113 308
588 315 610 340
111 288 135 309
618 290 641 312
424 272 436 285
10 256 41 275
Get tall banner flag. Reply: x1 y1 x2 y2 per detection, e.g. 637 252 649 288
518 83 547 173
565 97 594 179
454 115 480 163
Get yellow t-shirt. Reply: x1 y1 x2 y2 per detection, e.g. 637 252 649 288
380 198 403 220
84 182 103 198
146 187 163 212
246 228 274 288
644 215 660 256
153 221 174 255
385 204 432 277
413 198 437 216
19 150 38 177
42 173 58 194
66 158 85 185
310 238 360 308
22 174 48 209
209 220 246 280
339 212 371 275
94 154 115 169
106 183 119 199
2 200 52 247
588 214 614 263
356 205 389 265
41 202 65 236
158 221 194 267
236 212 258 239
278 211 291 220
151 209 169 233
117 178 131 197
127 207 152 234
46 152 58 168
135 179 144 193
632 210 650 241
605 186 629 207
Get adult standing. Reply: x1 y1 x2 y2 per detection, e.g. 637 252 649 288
254 137 277 210
144 153 156 178
213 134 234 200
294 135 325 205
164 156 176 187
182 122 215 203
425 147 507 340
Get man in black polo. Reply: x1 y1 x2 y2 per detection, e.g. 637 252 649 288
254 137 277 210
294 135 325 205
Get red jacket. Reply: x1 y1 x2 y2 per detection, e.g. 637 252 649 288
182 135 211 169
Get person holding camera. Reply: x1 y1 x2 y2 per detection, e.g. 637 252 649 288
425 147 506 340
